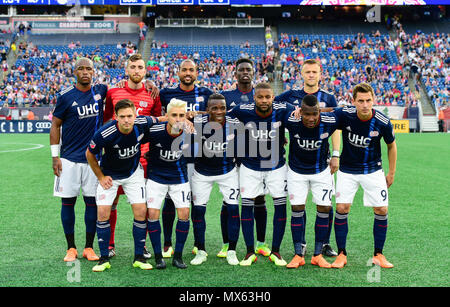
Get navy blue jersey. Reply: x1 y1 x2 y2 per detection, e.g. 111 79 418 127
283 107 340 175
220 87 255 110
159 84 214 113
88 116 157 180
53 84 108 163
192 114 238 176
275 88 337 108
228 102 290 171
145 122 190 184
334 106 395 174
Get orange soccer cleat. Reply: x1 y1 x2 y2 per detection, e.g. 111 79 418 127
311 254 332 268
82 248 100 261
331 252 347 269
286 255 306 269
372 253 394 268
64 248 78 262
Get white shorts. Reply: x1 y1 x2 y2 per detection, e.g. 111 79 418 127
191 167 240 206
239 164 287 199
147 179 191 210
335 170 389 207
96 165 146 206
53 158 97 198
287 166 334 207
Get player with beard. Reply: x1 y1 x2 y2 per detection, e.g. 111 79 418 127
158 59 213 258
103 53 162 259
218 58 271 259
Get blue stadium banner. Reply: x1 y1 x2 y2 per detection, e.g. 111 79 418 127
0 0 446 4
47 0 103 4
0 120 52 134
199 0 230 4
15 20 115 30
156 0 194 5
118 0 152 4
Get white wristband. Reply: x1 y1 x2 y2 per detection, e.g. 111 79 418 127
332 150 340 158
51 144 60 157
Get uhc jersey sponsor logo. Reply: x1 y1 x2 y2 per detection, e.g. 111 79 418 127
76 102 99 119
297 139 322 151
160 150 182 162
118 144 140 159
347 132 371 148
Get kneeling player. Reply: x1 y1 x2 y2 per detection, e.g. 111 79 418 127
86 99 158 272
145 98 192 269
282 95 340 269
190 94 241 266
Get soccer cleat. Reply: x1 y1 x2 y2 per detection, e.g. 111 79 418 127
92 257 111 272
162 246 174 258
133 257 153 270
255 242 271 257
217 243 229 258
172 258 187 269
64 248 78 262
155 257 166 270
108 246 116 258
322 244 338 257
311 254 332 268
331 252 347 269
82 248 100 261
143 246 152 259
239 253 257 266
372 253 394 268
269 252 287 267
286 255 305 269
226 250 239 266
190 250 207 265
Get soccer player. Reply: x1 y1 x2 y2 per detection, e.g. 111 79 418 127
228 82 291 267
158 59 213 258
281 95 340 269
219 58 270 259
331 83 397 269
86 99 158 272
275 58 339 257
103 53 162 258
50 57 107 262
145 98 192 269
190 93 241 266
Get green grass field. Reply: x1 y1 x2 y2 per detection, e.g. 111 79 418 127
0 133 449 287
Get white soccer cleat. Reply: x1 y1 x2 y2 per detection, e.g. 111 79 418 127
226 250 239 266
190 250 207 265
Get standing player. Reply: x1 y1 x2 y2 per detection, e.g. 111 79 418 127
190 94 241 266
228 82 291 267
86 99 158 272
50 57 107 262
103 53 162 258
145 98 192 269
158 59 213 258
219 58 270 259
331 83 397 269
275 58 339 257
281 95 340 269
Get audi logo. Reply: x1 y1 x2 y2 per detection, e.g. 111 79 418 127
35 122 52 129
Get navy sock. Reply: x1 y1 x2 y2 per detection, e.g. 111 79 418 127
174 219 190 254
314 211 330 256
192 205 206 249
241 198 255 250
324 209 333 245
272 197 287 251
227 203 240 250
61 197 77 249
220 202 229 244
133 219 147 257
301 210 307 245
83 196 97 248
373 214 388 255
254 195 267 243
334 211 348 254
291 210 305 256
162 197 176 246
147 219 162 255
96 220 111 258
